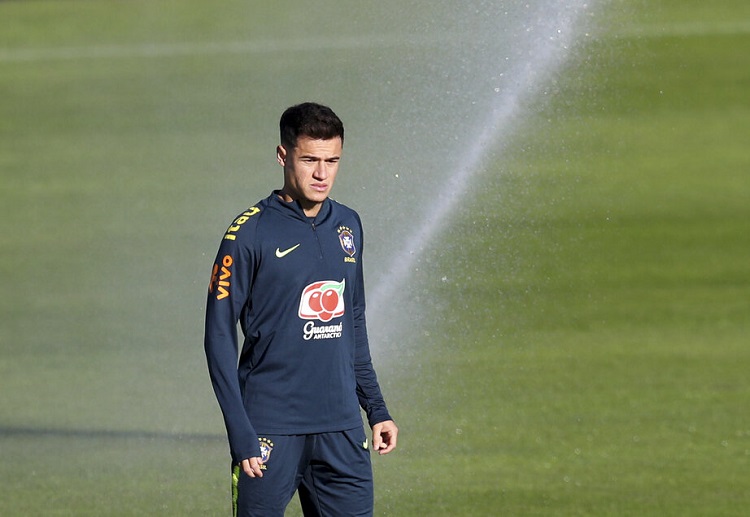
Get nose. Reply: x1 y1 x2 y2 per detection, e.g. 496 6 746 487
313 162 328 180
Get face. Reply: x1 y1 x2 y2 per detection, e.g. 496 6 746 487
277 136 342 217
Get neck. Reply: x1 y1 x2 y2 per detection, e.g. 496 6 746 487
277 190 323 218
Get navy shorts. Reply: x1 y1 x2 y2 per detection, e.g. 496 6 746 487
233 427 373 517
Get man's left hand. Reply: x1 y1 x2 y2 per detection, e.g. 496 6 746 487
372 420 399 455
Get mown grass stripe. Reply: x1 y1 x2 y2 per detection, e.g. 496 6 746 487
3 20 748 64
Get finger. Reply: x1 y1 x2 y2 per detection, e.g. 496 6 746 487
245 459 257 477
378 436 396 455
378 427 398 455
250 457 263 478
242 459 254 477
372 430 383 451
242 458 263 478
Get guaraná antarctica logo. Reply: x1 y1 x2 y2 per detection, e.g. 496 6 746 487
298 279 345 340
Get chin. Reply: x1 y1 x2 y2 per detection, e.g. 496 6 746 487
307 192 329 203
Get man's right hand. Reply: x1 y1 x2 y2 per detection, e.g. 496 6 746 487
241 457 264 478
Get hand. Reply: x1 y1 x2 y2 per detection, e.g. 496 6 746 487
372 420 398 455
241 457 264 478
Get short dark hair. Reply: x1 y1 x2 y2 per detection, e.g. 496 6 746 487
279 102 344 149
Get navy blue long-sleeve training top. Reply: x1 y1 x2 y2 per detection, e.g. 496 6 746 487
204 191 392 463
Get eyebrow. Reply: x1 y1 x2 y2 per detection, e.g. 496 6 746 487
300 154 340 161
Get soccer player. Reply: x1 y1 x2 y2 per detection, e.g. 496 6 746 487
204 102 398 516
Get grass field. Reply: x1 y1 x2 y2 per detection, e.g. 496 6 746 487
2 0 749 515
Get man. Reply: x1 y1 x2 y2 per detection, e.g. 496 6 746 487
204 102 398 516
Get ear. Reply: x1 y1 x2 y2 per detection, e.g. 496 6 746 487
276 145 287 167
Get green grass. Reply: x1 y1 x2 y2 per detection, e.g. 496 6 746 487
2 0 749 515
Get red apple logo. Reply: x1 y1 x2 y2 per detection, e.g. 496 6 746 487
298 279 345 322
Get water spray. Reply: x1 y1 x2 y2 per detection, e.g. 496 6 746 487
365 2 595 341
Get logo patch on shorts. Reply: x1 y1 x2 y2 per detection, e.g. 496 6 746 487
258 437 274 470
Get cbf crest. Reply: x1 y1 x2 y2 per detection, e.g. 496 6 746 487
337 226 357 263
258 437 274 470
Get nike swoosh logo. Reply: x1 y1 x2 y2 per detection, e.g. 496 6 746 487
275 243 301 258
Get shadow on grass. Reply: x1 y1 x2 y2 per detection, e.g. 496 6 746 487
0 425 224 442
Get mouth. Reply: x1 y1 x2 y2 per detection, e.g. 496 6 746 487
310 183 328 192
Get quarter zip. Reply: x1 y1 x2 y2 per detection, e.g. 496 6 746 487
270 192 329 260
310 220 324 259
